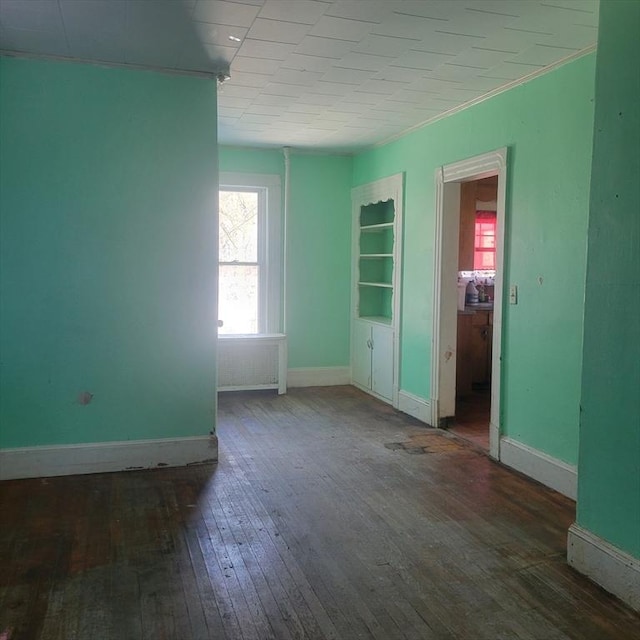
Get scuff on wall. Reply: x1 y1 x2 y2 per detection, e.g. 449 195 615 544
77 391 93 405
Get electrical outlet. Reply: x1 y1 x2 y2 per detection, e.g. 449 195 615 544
509 285 518 305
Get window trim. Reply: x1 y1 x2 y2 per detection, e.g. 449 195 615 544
218 172 282 334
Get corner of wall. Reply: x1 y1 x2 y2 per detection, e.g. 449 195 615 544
568 523 640 612
499 437 577 499
398 390 432 425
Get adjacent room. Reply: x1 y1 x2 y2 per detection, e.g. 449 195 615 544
1 1 638 638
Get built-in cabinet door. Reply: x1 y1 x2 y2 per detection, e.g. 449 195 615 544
352 320 372 390
371 324 394 400
353 320 394 401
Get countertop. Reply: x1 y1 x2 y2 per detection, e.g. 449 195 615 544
458 303 494 315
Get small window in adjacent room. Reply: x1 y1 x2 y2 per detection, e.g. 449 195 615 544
218 173 281 335
474 211 497 270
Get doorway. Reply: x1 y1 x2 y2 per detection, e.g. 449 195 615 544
449 176 498 451
430 148 507 460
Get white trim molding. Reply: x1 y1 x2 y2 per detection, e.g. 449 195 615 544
375 46 595 149
219 172 282 334
500 437 577 499
568 524 640 612
431 147 507 460
287 367 351 388
0 49 225 80
398 390 432 425
0 435 218 480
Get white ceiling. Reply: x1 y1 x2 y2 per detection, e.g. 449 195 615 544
0 0 599 152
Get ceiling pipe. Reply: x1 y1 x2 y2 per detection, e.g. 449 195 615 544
282 147 291 335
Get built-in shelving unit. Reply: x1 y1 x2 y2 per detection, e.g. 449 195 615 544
351 173 404 406
356 197 397 323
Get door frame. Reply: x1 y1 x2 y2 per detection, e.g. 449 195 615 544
430 148 508 460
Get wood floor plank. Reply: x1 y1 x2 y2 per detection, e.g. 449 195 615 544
179 497 232 639
202 491 274 639
2 386 640 639
222 396 517 640
220 463 347 639
236 405 411 640
219 410 368 639
213 469 325 640
192 504 246 640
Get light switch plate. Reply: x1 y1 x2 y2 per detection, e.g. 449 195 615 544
509 285 518 304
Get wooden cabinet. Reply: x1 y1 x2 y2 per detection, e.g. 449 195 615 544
471 311 493 385
456 310 493 396
351 174 403 406
456 314 474 397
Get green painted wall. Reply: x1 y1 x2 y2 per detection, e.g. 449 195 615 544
286 154 352 368
577 0 640 558
353 54 596 465
219 147 352 369
0 57 219 448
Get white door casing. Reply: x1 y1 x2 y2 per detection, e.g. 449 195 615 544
431 148 508 460
436 181 461 420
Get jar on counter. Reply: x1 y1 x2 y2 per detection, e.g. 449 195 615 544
466 280 479 304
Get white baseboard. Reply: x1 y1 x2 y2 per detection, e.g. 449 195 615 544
568 523 640 611
287 366 351 387
398 390 432 425
499 436 577 499
0 435 218 480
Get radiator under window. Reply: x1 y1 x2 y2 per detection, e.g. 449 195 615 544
217 334 287 394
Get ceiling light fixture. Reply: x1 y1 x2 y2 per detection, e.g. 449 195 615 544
228 35 241 42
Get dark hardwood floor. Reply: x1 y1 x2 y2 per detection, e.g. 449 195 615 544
1 385 639 639
448 389 491 451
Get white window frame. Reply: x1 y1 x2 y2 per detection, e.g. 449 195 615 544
218 172 282 334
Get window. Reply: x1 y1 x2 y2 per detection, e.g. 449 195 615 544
474 211 497 270
218 173 281 335
219 189 260 334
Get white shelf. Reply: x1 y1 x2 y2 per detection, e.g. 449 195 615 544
358 281 393 288
360 222 394 232
358 315 392 326
360 253 393 258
